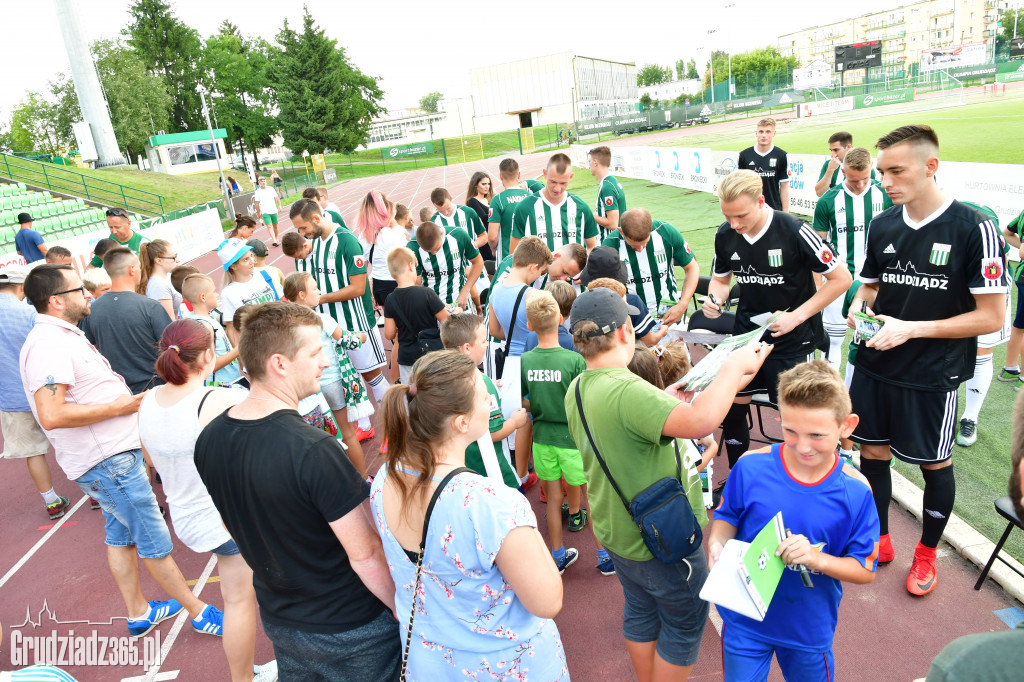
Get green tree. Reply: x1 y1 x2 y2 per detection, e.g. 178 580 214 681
675 59 686 81
636 63 673 86
639 93 653 111
997 8 1020 51
701 50 730 91
124 0 206 132
50 40 173 159
273 8 385 154
6 93 63 154
203 21 280 170
686 58 699 80
419 91 443 113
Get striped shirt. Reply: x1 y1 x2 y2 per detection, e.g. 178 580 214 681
595 175 627 242
602 220 695 317
408 227 479 304
511 193 597 251
432 205 485 241
813 181 891 278
817 160 876 191
308 227 375 332
489 188 532 261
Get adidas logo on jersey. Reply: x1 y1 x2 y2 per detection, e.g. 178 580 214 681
747 161 755 166
731 252 741 260
884 244 896 254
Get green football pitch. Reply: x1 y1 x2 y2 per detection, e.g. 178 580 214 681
654 95 1024 164
569 149 1024 563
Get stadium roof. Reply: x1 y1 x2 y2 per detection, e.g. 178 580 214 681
147 129 227 147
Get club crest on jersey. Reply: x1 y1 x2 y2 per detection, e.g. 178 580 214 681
769 158 777 167
982 257 1003 281
488 207 493 218
685 242 692 254
768 249 783 268
929 243 951 266
354 256 365 268
604 196 614 207
818 247 834 265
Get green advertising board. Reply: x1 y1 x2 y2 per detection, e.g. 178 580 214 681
855 88 914 109
997 62 1024 83
383 142 434 158
946 64 997 79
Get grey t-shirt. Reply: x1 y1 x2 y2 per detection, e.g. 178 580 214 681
79 290 171 393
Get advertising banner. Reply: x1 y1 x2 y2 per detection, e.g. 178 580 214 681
784 154 823 216
920 42 988 72
947 64 997 79
798 97 855 117
855 88 914 108
1011 37 1024 61
611 146 649 182
710 151 739 197
384 142 434 158
997 62 1024 83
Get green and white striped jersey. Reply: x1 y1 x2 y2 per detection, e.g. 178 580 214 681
489 188 531 261
408 227 479 304
813 181 891 278
595 175 627 242
431 205 485 241
324 209 350 231
817 161 876 191
511 193 597 251
601 220 695 317
526 179 545 194
308 227 376 332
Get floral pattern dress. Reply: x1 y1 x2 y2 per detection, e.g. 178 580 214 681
370 468 570 682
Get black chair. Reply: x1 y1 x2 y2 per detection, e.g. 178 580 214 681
974 496 1024 590
689 276 741 315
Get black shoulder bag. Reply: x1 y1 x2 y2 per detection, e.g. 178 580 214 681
574 381 702 564
389 291 445 358
493 284 528 379
400 466 474 680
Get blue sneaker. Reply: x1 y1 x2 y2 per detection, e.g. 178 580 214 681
596 556 616 576
127 599 183 638
554 548 579 574
191 603 224 636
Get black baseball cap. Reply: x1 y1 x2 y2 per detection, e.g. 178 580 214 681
17 212 33 224
578 246 628 287
569 287 640 338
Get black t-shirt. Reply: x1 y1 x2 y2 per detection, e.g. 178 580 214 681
194 410 383 633
78 290 170 393
384 285 446 365
467 197 494 261
712 208 839 357
856 199 1006 391
738 146 789 211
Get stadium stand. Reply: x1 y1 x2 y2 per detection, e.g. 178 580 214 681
0 182 119 253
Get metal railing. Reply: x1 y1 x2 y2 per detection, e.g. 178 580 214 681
0 153 165 215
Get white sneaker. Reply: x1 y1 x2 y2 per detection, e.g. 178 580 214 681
253 660 278 682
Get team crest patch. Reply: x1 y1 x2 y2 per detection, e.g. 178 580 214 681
685 242 692 254
819 247 834 265
351 382 361 395
982 257 1003 281
354 256 365 268
604 196 614 207
769 158 777 167
488 207 493 218
929 243 951 266
768 249 783 267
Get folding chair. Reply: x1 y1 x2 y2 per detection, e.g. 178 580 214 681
974 496 1024 590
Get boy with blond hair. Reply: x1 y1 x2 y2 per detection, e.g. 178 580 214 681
181 274 241 385
520 292 602 574
524 280 577 352
708 360 878 681
383 246 449 384
441 313 527 489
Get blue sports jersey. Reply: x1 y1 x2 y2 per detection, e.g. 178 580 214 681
715 443 879 652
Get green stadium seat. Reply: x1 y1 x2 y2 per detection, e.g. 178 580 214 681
16 183 25 192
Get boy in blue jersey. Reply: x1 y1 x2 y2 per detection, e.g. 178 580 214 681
708 360 879 681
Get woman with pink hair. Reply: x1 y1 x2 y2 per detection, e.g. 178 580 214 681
355 190 411 310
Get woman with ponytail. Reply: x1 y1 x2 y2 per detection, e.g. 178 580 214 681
369 351 568 680
138 239 180 320
226 215 257 241
139 319 277 682
355 190 409 309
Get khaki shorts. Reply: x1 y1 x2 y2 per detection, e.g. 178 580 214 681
1 410 51 459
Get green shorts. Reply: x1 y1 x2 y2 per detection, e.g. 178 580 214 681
262 212 279 226
533 443 587 486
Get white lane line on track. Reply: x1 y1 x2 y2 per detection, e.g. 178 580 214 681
0 495 87 590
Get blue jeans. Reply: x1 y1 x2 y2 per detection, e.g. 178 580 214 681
75 449 173 559
262 609 401 682
608 547 710 667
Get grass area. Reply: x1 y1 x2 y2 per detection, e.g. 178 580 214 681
95 167 224 211
657 97 1024 164
573 176 1024 564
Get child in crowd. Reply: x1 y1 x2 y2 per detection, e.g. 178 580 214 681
247 238 284 291
86 238 117 270
138 239 181 320
82 267 111 299
44 246 73 265
283 271 373 478
180 274 241 386
524 280 577 352
394 203 414 233
441 313 527 489
627 343 716 513
281 231 311 269
382 246 450 384
170 265 200 317
218 238 281 346
418 206 434 224
521 292 612 575
708 360 879 681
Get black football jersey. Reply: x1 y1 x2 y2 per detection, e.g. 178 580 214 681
738 146 789 211
856 199 1005 390
713 208 840 357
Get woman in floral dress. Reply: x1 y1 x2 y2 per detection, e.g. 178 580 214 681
370 351 569 681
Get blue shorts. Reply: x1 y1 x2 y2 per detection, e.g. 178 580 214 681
211 538 241 556
722 623 835 682
608 547 709 667
1013 281 1024 330
75 450 173 559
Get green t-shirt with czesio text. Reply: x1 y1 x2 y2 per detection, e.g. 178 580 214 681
88 230 150 268
521 346 586 448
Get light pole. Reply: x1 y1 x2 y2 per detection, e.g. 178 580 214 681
201 89 233 220
707 30 717 104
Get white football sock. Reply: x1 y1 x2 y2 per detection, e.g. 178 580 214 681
367 373 389 402
358 416 372 431
825 324 846 372
962 354 993 423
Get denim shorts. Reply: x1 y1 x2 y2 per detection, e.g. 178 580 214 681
262 608 400 682
608 546 710 667
211 538 240 556
75 449 173 559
